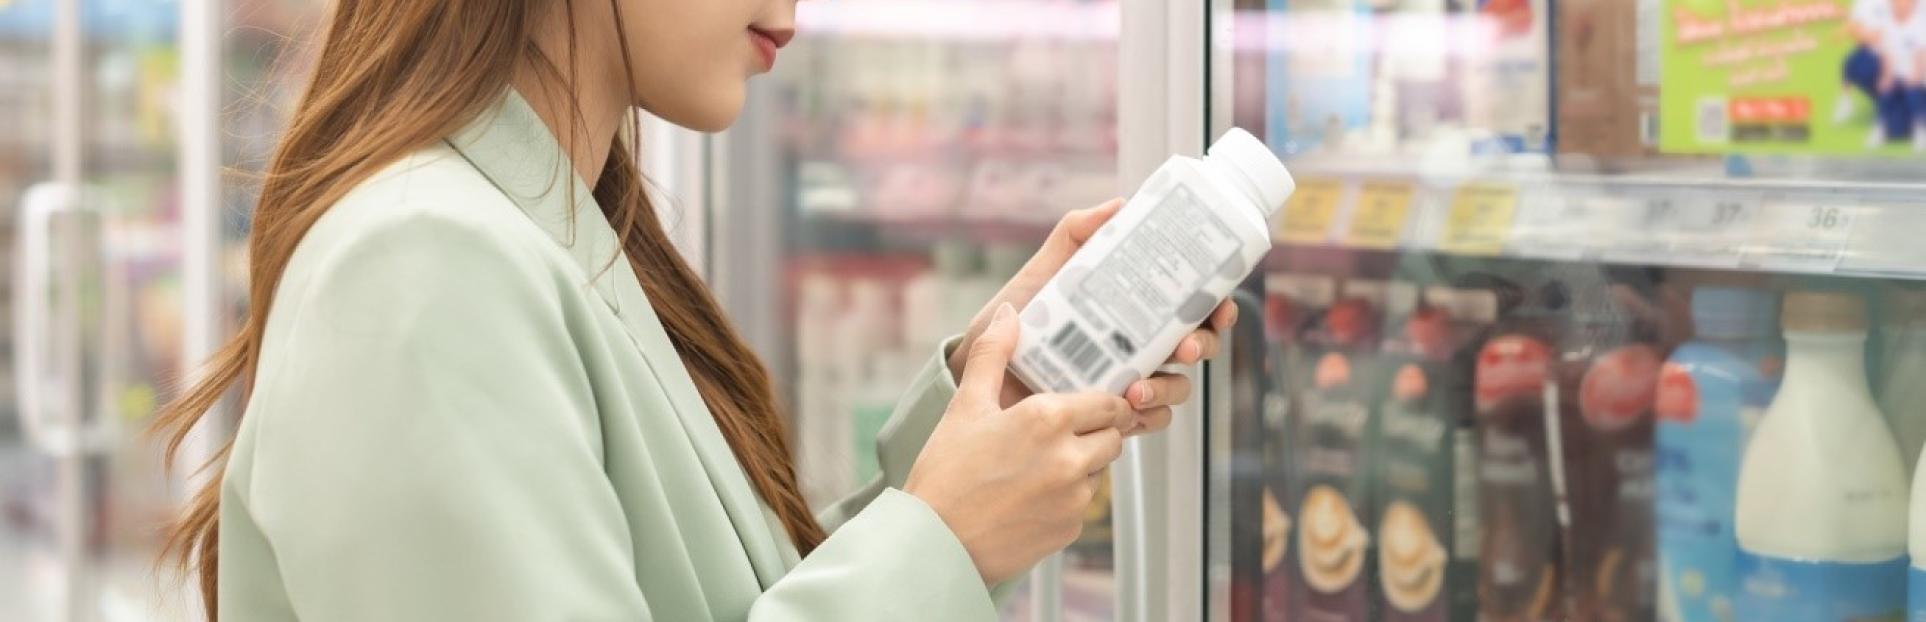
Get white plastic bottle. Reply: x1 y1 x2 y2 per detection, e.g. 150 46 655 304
1010 128 1294 394
1734 291 1908 622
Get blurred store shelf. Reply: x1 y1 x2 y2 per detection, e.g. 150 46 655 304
797 0 1118 41
1264 162 1926 281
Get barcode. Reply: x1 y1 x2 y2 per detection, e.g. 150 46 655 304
1050 322 1114 382
1696 97 1728 143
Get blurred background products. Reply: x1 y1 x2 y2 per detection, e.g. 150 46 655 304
19 0 1926 621
1215 0 1926 619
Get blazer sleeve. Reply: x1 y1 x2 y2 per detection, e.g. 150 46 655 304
240 208 996 621
814 340 961 529
811 339 1025 608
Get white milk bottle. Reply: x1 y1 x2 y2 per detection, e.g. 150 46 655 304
1010 128 1294 395
1734 291 1908 621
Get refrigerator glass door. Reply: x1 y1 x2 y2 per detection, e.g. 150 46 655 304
3 0 205 619
0 4 60 619
708 2 1123 619
1206 1 1926 621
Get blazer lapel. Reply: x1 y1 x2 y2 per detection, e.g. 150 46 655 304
445 90 794 586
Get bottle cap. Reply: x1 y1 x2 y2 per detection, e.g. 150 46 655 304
1782 291 1866 333
1204 127 1295 220
1690 286 1778 339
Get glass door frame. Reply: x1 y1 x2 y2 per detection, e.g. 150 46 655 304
1113 0 1212 621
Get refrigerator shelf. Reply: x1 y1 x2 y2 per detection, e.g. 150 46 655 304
1265 167 1926 281
795 0 1118 42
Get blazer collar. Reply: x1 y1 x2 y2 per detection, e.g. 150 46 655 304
444 89 797 585
445 89 624 312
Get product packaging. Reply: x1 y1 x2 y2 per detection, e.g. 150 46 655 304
1735 291 1909 621
1660 0 1926 155
1654 287 1783 622
1373 284 1498 622
1010 128 1295 395
1290 281 1388 621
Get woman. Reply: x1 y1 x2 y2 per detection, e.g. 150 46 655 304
153 1 1235 620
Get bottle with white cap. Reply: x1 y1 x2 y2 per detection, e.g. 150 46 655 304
1010 127 1296 395
1734 291 1908 622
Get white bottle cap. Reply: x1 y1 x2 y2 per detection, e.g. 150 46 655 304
1204 127 1296 220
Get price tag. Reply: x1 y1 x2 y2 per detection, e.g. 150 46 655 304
1601 195 1684 261
1279 179 1347 244
1665 195 1759 268
1438 183 1518 255
1741 202 1857 272
1507 187 1587 260
1345 181 1415 249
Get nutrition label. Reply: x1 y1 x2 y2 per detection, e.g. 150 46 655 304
1077 185 1239 346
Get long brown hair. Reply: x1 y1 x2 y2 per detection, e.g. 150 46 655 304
152 2 824 617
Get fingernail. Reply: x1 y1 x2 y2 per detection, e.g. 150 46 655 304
993 302 1015 324
1137 383 1155 406
1185 338 1202 361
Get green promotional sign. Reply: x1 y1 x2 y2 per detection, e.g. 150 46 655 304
1662 0 1926 155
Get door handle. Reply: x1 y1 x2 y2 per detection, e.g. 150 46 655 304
16 182 104 456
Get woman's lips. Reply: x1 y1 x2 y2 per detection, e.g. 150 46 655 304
748 26 794 71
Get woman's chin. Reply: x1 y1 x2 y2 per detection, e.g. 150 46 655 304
647 90 744 134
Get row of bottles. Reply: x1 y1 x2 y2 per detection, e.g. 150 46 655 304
776 5 1119 225
1236 257 1926 621
790 240 1018 505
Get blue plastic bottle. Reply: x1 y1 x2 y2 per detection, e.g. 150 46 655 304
1655 287 1782 622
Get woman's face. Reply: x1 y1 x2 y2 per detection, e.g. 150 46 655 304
612 0 797 132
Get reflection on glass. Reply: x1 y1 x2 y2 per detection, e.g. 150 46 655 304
752 2 1120 619
0 3 55 619
1212 1 1926 621
81 0 188 619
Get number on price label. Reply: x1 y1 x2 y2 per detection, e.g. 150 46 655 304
1807 206 1847 231
1641 199 1677 228
1659 196 1758 268
1279 179 1346 244
1439 183 1519 255
1597 195 1680 260
1346 182 1414 249
1711 201 1750 227
1742 202 1857 272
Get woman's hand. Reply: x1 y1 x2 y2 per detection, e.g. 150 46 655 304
945 199 1239 435
907 304 1133 584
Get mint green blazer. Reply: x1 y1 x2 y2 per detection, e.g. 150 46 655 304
216 91 999 620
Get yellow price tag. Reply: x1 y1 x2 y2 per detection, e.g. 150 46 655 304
1278 179 1346 244
1439 183 1519 255
1346 182 1415 249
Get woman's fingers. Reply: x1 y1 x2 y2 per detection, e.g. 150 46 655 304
1127 407 1174 437
1209 298 1238 332
1164 300 1238 365
1166 329 1218 365
1127 372 1193 409
1123 370 1192 435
